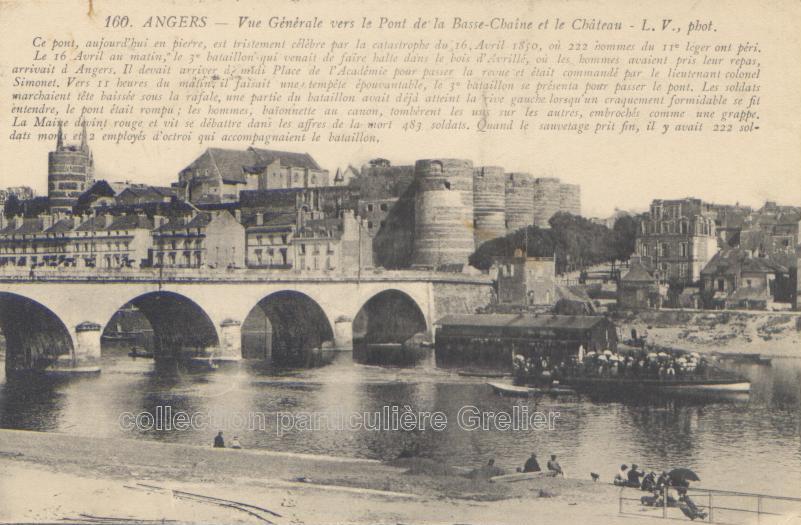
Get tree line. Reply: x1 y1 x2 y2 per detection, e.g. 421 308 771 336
469 212 641 274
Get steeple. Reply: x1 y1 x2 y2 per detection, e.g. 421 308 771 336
334 167 344 184
56 121 63 150
80 119 88 152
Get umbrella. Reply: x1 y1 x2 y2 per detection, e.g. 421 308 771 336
604 350 613 356
658 352 668 357
668 468 700 485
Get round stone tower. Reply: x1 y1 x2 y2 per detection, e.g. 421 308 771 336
473 166 506 247
532 177 562 228
504 172 534 233
412 159 474 268
48 122 94 214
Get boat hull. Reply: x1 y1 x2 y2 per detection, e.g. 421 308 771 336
563 377 750 395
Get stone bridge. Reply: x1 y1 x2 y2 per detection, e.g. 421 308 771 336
0 269 493 372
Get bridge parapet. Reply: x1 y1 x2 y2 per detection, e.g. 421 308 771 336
0 267 493 285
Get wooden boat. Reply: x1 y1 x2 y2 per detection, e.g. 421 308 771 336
487 382 576 398
488 382 535 397
490 471 549 483
43 366 101 377
562 376 750 395
458 370 509 378
128 348 154 358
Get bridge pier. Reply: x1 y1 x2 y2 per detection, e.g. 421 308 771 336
71 321 102 369
333 316 353 351
218 319 243 361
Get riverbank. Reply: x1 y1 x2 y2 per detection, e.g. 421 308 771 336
616 310 801 358
0 428 667 524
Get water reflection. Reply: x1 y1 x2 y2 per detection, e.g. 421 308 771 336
0 349 799 497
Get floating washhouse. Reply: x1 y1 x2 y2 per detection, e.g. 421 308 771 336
434 314 618 370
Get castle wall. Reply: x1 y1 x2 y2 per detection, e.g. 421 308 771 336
504 172 534 233
473 166 506 247
412 159 474 268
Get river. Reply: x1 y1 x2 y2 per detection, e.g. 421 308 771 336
1 348 799 498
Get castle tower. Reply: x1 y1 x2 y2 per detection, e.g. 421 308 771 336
504 172 534 233
48 121 95 214
473 166 506 247
412 159 474 268
531 177 562 228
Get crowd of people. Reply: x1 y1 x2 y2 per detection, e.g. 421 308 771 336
613 464 708 521
576 346 710 380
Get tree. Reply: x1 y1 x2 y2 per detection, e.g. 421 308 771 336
3 194 21 218
368 158 391 167
469 212 621 274
612 214 640 261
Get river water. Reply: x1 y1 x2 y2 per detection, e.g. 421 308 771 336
0 348 799 498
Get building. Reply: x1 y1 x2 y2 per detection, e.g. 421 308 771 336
177 147 329 204
635 198 718 285
150 210 245 269
292 211 372 272
0 186 35 204
244 212 295 269
116 185 177 206
700 247 791 309
71 213 154 269
492 254 556 306
48 122 94 214
435 314 617 370
617 261 663 309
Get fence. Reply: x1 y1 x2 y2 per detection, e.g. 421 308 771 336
619 486 801 524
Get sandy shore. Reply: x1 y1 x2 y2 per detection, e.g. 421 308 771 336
0 428 684 525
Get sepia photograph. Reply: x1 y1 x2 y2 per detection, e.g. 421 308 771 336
0 0 799 523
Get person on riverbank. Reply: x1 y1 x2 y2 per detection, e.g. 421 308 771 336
213 431 225 448
677 488 707 521
230 436 242 449
523 453 541 473
547 455 563 476
614 464 629 486
627 464 644 487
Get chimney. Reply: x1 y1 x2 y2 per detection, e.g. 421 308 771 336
14 215 24 229
41 213 53 230
256 212 264 226
234 209 242 223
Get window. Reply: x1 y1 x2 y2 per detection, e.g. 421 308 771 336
659 243 670 258
746 279 752 287
367 204 374 212
717 279 725 292
380 203 388 211
679 243 688 257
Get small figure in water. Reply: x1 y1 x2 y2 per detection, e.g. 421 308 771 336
213 431 225 448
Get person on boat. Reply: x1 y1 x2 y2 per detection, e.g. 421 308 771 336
523 453 541 473
213 431 225 448
483 458 505 478
627 464 644 487
614 464 629 486
547 455 564 476
230 436 242 449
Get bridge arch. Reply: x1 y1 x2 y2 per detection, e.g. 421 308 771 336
241 290 334 367
0 292 74 373
105 291 220 360
352 289 428 364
